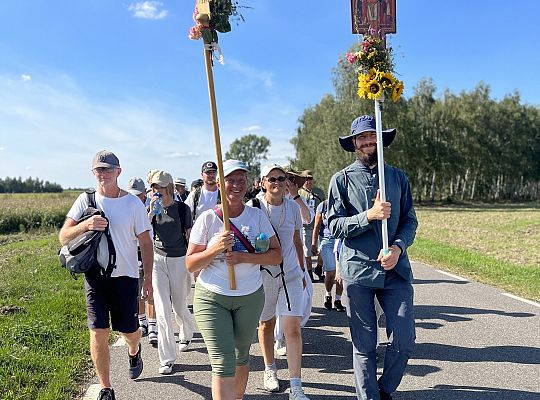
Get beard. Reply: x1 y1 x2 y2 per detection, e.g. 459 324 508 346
356 148 378 167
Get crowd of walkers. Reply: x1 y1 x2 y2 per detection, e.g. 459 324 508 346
59 114 418 400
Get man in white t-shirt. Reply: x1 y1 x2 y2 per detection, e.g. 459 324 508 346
185 161 220 221
59 151 153 400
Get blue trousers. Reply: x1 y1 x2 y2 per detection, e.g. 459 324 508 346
344 271 415 400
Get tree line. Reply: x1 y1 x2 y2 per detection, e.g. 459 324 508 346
291 51 540 202
0 177 63 193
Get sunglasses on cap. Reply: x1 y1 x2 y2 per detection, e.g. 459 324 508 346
266 176 287 183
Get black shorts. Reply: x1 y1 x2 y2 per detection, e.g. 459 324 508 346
84 271 139 333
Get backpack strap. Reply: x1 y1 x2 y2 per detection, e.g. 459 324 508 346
213 206 256 253
249 198 291 311
176 201 188 247
86 189 97 208
100 221 117 278
192 187 201 220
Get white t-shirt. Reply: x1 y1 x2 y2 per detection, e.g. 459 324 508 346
248 197 303 280
185 186 220 221
189 205 275 296
66 191 151 278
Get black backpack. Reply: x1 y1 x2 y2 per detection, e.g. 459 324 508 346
58 190 117 279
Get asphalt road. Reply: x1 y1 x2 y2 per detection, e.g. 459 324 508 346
82 261 540 400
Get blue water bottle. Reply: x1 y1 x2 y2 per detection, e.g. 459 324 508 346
255 233 270 253
152 193 163 215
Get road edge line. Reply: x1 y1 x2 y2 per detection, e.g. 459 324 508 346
501 293 540 308
435 269 469 282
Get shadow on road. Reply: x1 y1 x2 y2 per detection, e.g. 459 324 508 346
413 278 469 285
398 384 540 400
412 342 540 365
414 305 535 323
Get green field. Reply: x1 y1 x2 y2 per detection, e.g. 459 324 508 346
411 204 540 301
0 194 538 399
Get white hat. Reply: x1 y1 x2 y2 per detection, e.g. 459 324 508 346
260 164 286 179
174 177 186 185
222 159 249 177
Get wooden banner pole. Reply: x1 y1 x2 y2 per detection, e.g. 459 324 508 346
199 13 236 290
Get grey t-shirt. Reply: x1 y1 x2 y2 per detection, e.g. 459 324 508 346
153 201 193 258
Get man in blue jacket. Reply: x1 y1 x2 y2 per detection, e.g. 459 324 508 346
327 115 417 400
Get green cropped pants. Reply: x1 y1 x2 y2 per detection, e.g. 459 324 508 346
193 283 264 377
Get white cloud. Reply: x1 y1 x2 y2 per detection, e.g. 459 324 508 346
226 57 274 90
242 125 261 133
128 1 168 20
0 74 212 188
21 74 32 82
163 151 200 159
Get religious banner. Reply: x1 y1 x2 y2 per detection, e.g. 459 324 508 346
350 0 396 35
347 0 400 255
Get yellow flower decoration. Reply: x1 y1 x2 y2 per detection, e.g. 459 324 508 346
366 68 378 81
378 72 395 88
366 79 383 100
391 80 404 102
357 75 369 99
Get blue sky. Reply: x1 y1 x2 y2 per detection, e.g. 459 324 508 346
1 0 539 189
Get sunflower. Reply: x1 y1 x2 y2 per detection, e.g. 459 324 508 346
366 68 378 81
366 79 383 100
378 72 395 88
357 75 369 99
391 80 404 102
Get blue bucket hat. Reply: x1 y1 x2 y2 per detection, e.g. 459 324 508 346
339 115 397 152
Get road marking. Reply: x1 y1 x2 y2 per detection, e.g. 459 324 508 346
501 293 540 308
435 270 468 282
82 384 101 400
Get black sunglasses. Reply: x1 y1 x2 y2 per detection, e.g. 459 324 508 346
266 176 287 183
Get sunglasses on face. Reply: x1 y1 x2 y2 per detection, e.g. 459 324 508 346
266 176 287 183
93 167 116 174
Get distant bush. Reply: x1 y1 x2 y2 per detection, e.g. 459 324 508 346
0 176 63 193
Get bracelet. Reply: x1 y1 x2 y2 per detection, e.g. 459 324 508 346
293 194 300 200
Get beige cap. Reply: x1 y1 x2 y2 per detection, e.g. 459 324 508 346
147 170 173 187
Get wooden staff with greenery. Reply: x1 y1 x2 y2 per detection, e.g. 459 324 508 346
189 0 245 289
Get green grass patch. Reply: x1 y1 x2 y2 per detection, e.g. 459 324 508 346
0 233 91 400
0 192 78 234
409 236 540 302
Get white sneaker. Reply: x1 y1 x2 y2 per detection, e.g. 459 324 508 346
263 368 279 392
178 340 192 352
148 330 158 345
274 338 287 356
289 387 310 400
158 363 173 375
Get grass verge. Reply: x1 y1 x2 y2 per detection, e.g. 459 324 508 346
409 236 540 302
0 233 91 400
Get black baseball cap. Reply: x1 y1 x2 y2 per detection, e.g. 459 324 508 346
201 161 218 173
